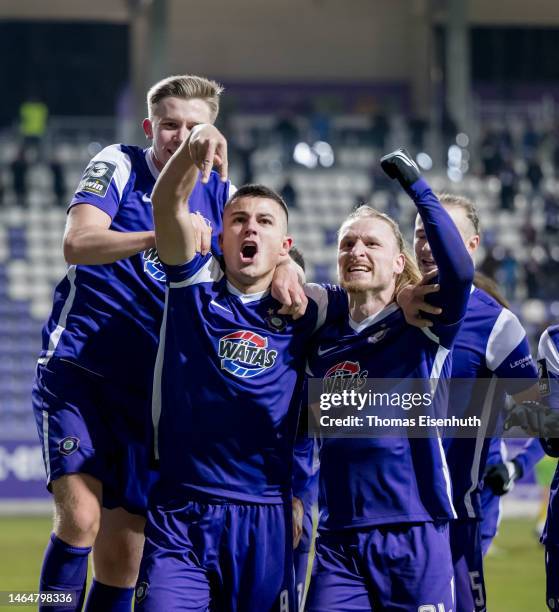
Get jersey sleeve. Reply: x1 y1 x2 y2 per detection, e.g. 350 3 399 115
407 178 474 340
69 144 132 220
538 328 559 411
512 438 545 477
488 309 538 395
163 253 224 288
304 283 347 333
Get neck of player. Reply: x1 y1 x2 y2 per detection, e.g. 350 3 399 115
226 269 274 295
347 285 395 323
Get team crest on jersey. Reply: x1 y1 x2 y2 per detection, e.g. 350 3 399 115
323 361 368 393
538 358 551 396
78 161 116 198
265 308 287 332
59 436 80 456
142 247 166 282
218 330 278 378
135 581 149 603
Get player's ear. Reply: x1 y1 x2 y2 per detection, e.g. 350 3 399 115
218 232 224 250
280 236 293 257
394 252 405 275
143 118 154 140
467 234 480 254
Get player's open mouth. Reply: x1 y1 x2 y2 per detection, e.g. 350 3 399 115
347 265 371 275
240 242 258 262
421 258 436 269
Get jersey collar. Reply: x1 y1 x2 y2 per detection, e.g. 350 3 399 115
348 301 399 334
226 280 270 303
145 148 160 180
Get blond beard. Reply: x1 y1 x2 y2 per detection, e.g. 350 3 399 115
340 278 377 294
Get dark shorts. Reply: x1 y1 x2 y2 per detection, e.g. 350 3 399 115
32 358 158 515
306 521 454 611
135 497 296 611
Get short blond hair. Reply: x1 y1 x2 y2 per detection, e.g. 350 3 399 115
437 193 480 236
339 205 421 296
147 74 224 121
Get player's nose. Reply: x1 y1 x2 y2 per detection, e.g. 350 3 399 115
349 239 366 256
174 125 189 143
421 240 432 255
244 219 258 234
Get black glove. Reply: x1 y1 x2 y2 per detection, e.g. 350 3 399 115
483 459 523 496
540 438 559 458
380 148 421 190
504 400 559 437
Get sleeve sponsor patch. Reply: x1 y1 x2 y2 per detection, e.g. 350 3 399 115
77 161 116 198
538 358 551 396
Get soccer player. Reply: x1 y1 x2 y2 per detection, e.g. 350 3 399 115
32 75 305 612
305 149 474 610
406 197 540 612
482 437 544 554
536 324 559 610
134 123 346 610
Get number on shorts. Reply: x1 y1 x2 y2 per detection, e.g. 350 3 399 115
280 589 289 612
469 570 485 607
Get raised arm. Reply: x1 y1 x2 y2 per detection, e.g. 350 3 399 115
151 124 227 265
381 149 474 325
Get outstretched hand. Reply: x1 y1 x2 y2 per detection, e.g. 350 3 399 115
397 269 442 328
187 124 228 183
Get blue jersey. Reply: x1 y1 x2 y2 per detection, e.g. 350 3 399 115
307 177 473 531
539 325 559 545
444 288 538 519
39 145 230 393
152 254 346 503
308 305 459 530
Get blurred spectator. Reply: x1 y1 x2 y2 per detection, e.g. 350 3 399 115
497 249 518 301
526 155 544 193
309 101 331 143
480 247 501 281
497 127 513 154
498 160 518 210
523 120 539 156
544 194 559 234
230 130 256 185
19 96 48 155
521 214 537 245
481 130 503 177
280 178 298 210
275 112 299 167
10 146 28 207
50 154 66 207
524 255 542 299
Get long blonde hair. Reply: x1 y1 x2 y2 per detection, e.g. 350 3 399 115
339 205 421 297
